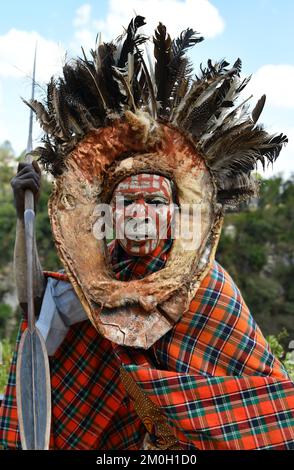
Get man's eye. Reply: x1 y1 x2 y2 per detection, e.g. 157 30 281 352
147 199 168 206
123 199 134 206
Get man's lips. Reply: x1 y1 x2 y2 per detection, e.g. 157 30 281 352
125 236 156 244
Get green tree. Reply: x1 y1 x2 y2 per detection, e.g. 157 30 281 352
217 174 294 342
0 141 60 344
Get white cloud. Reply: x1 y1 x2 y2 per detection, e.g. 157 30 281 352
0 29 64 82
74 28 96 50
247 64 294 109
0 91 8 145
0 29 65 153
72 0 225 51
73 4 92 27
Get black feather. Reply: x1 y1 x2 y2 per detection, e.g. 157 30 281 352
184 92 219 137
172 27 204 59
63 61 106 121
197 58 229 81
153 23 172 108
158 26 203 117
95 43 124 111
183 77 232 136
117 15 147 68
252 94 266 124
46 77 57 132
232 58 242 75
169 57 192 113
134 43 157 118
236 75 251 93
36 138 64 177
259 132 288 162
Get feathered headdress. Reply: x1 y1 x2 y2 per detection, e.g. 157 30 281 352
27 15 287 205
25 17 288 348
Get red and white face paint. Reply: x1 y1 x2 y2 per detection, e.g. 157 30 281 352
111 173 174 256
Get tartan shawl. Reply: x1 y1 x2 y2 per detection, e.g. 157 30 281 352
108 238 173 280
1 261 294 450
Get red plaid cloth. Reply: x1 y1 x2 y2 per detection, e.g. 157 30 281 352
108 238 173 280
1 262 294 449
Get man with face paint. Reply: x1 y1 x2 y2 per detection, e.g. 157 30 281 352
1 17 294 451
2 162 294 451
109 174 174 280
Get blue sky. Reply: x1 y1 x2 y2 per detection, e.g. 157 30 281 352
0 0 293 176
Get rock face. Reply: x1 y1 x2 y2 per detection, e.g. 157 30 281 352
49 119 223 348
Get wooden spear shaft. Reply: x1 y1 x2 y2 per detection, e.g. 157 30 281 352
16 45 52 450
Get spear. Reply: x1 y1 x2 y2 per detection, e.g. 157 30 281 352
16 45 52 450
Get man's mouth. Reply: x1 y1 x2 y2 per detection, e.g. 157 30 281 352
126 234 155 243
124 221 157 242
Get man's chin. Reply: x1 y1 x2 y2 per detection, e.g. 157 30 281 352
119 238 159 255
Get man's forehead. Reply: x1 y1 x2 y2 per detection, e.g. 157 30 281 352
113 173 172 194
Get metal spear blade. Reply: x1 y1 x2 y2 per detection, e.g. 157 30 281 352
16 328 51 449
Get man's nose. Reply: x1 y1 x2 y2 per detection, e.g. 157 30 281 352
126 200 148 217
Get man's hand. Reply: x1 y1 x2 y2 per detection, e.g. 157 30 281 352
11 161 41 219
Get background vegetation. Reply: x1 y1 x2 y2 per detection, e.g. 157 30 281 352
0 141 293 393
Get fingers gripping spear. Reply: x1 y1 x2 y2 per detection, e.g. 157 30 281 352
15 46 52 450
